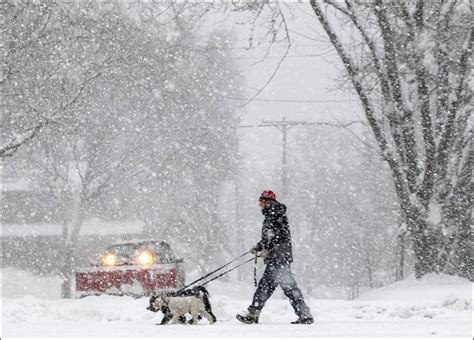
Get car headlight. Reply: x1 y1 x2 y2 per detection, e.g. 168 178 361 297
101 254 116 267
137 250 155 267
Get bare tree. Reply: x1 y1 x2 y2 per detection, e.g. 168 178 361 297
307 0 472 279
4 2 243 296
0 2 107 157
26 12 169 296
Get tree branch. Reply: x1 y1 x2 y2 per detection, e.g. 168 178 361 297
310 0 413 216
373 0 419 194
325 0 406 166
239 6 291 107
436 25 472 183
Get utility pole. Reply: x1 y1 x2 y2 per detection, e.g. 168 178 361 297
261 117 303 198
258 118 363 199
236 118 363 211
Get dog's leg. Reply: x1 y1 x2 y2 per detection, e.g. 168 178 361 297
160 313 172 325
189 311 198 325
199 308 215 324
160 306 173 325
169 314 180 325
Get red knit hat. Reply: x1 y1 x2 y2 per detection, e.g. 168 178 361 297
259 190 276 201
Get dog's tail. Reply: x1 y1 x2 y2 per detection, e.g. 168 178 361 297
197 285 210 297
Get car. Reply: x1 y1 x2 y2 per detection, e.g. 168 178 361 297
75 239 185 297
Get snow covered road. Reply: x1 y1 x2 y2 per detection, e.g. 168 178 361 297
2 293 472 337
2 317 471 338
1 270 472 338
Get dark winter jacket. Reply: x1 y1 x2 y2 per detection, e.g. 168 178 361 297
254 200 293 265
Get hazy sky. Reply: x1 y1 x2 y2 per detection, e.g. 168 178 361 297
231 4 362 172
212 4 367 227
209 3 364 203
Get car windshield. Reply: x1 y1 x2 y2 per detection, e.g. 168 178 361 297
107 242 174 263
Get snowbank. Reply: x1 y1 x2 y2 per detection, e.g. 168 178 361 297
354 273 472 322
1 267 62 299
1 268 472 338
358 273 472 302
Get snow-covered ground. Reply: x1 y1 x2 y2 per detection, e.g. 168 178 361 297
1 268 472 338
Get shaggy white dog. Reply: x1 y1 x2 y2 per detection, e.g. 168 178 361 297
153 291 216 325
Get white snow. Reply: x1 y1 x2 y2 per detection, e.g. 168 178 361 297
1 268 472 338
358 273 471 302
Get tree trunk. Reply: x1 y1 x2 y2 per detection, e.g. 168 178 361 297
452 221 473 280
309 0 472 280
60 247 75 299
349 281 360 300
407 214 441 279
60 190 85 299
396 231 406 281
366 262 373 288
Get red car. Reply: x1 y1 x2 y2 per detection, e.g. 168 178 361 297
75 240 185 297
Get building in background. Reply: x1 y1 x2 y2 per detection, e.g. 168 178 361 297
1 173 145 275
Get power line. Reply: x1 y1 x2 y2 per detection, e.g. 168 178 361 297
231 46 336 60
224 96 357 103
237 120 363 129
232 53 336 60
226 43 335 50
238 118 365 198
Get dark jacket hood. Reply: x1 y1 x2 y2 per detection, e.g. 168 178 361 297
262 200 286 216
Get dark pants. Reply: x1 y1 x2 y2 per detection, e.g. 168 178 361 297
249 263 311 318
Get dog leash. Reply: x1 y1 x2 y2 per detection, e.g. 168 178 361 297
253 257 258 287
198 256 257 287
177 251 252 293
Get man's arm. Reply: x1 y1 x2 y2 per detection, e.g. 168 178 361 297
252 215 278 254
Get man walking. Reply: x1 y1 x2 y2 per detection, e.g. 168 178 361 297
236 190 314 324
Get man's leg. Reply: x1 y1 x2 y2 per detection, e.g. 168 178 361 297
277 265 313 323
249 264 279 312
236 264 278 324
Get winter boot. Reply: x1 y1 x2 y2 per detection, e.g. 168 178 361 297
291 315 314 324
236 307 260 324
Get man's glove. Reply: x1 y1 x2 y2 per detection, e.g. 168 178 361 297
256 249 270 257
250 244 261 255
251 245 270 257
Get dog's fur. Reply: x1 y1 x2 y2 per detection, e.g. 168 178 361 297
147 286 216 325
